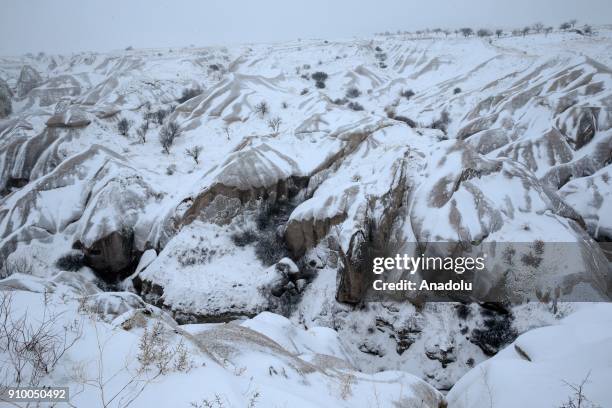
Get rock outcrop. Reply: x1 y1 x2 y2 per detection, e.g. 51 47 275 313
16 65 42 98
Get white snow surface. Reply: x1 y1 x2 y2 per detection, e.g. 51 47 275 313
0 27 612 407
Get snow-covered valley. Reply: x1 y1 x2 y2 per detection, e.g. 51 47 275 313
1 27 612 407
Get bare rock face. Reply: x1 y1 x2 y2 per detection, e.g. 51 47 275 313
560 166 612 241
181 143 306 227
0 78 11 118
46 106 91 128
0 124 82 195
16 65 42 98
0 145 161 281
27 74 82 107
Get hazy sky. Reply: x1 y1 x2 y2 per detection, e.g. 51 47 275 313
1 0 611 55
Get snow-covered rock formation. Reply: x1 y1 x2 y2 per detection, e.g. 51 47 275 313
1 28 612 406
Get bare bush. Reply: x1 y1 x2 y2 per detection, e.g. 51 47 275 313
400 89 415 99
453 87 462 94
339 373 355 400
177 86 203 104
255 233 288 267
311 71 328 89
154 109 169 125
267 117 282 133
159 121 181 153
347 101 364 111
522 26 531 36
137 322 172 374
0 292 82 396
253 101 269 117
117 117 132 136
191 394 227 408
311 71 328 82
495 29 503 38
137 119 149 143
177 247 213 267
560 22 572 30
477 29 493 37
545 26 554 36
69 318 186 408
430 110 451 133
231 230 258 247
470 308 517 355
345 87 361 98
185 145 203 164
559 371 600 408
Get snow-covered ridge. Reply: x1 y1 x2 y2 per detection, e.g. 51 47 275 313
1 28 612 406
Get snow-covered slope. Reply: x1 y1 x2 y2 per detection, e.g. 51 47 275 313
1 28 612 406
0 274 445 407
447 303 612 408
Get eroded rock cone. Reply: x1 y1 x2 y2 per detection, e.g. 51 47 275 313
16 65 42 98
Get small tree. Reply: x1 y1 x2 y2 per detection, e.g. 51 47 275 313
583 25 593 36
522 26 531 36
430 110 451 133
347 101 364 111
159 121 181 153
477 29 493 37
267 117 282 133
117 117 131 136
311 71 328 89
545 26 553 36
460 28 474 37
560 22 571 30
253 101 269 117
569 19 577 28
345 87 361 98
185 145 202 164
400 89 415 99
154 109 169 125
495 29 503 38
559 372 599 408
532 22 544 33
137 119 149 143
311 71 328 82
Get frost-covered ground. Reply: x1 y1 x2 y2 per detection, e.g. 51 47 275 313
1 27 612 407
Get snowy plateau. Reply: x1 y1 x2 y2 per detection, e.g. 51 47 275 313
0 27 612 408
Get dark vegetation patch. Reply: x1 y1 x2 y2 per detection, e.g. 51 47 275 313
55 251 85 272
177 86 203 103
470 305 517 355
